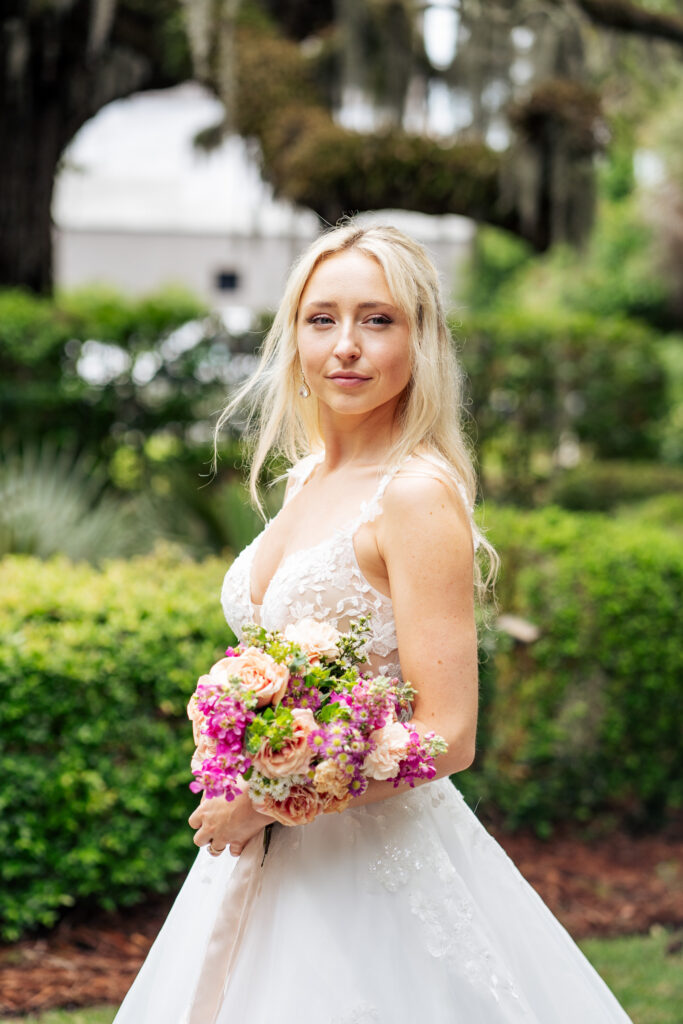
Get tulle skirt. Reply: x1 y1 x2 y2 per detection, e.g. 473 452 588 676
114 778 632 1023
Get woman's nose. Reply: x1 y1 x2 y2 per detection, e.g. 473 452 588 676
333 319 361 359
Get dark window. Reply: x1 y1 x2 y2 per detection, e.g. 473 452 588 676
215 270 240 291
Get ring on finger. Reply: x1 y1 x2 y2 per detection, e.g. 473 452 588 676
208 840 225 857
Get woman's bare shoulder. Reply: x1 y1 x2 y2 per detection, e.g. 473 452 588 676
389 451 470 510
381 453 473 546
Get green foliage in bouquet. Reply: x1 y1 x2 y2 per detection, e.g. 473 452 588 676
0 547 229 941
460 505 683 835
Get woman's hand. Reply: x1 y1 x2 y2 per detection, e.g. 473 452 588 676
188 791 275 857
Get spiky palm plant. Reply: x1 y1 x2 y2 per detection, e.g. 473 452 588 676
0 444 149 562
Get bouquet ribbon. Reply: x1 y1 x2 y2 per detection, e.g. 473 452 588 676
187 831 266 1024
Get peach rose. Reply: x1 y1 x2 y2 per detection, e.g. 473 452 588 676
284 618 341 664
209 648 289 707
362 721 411 781
187 697 217 771
320 790 353 815
312 759 352 801
253 708 317 777
187 696 204 746
259 784 322 825
190 733 216 773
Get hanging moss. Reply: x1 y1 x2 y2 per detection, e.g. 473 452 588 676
508 78 605 157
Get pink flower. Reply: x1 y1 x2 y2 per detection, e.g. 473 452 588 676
284 618 341 664
362 721 411 781
253 708 317 777
259 784 323 825
209 648 289 707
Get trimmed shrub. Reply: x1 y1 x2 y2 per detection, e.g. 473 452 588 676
544 460 683 511
458 309 669 500
0 548 231 941
460 506 683 835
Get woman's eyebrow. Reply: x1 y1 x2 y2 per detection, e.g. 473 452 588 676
302 300 396 311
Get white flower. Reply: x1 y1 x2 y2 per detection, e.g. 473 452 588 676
362 721 411 781
248 771 295 803
284 617 341 662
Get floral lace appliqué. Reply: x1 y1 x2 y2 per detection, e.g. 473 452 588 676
221 453 401 679
330 1001 380 1024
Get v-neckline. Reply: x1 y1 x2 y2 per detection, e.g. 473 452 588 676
247 452 400 612
248 522 351 612
247 452 325 611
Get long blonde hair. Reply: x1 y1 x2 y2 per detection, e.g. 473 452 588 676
214 220 498 598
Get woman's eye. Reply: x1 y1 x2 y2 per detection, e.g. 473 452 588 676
366 315 392 326
308 315 334 325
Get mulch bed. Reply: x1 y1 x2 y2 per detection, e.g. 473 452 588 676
1 827 681 1016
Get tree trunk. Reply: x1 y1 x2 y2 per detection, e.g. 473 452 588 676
0 115 57 294
0 1 190 293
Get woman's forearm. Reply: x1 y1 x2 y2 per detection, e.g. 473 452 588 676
329 716 474 813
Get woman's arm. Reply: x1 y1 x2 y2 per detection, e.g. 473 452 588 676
349 469 479 810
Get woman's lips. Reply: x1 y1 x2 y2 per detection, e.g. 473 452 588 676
328 375 370 388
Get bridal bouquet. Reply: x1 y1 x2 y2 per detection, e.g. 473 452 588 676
187 616 447 828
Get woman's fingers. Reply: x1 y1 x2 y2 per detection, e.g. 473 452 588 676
193 827 209 847
188 794 255 855
188 806 203 829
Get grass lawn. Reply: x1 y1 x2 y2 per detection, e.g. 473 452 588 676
1 930 680 1024
578 929 682 1024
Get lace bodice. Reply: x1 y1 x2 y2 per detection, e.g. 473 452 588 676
220 451 480 680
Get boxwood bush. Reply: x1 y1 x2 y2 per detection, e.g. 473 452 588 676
544 460 683 511
1 511 681 938
0 547 230 941
460 505 683 835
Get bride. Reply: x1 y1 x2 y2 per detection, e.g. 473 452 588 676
114 221 632 1022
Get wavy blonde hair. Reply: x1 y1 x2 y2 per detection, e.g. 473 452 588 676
214 219 498 598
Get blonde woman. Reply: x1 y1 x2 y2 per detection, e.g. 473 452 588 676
114 222 631 1022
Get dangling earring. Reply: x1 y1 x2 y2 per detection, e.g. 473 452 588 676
298 373 310 399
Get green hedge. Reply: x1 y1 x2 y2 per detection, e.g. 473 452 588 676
457 308 671 501
1 510 681 938
460 505 683 834
0 548 230 941
544 460 683 511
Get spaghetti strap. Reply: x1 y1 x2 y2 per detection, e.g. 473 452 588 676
284 451 481 551
356 454 483 552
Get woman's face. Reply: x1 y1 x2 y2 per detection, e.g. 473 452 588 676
296 249 412 420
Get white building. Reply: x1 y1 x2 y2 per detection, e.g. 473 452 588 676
53 83 475 326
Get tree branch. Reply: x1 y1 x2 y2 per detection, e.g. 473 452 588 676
574 0 683 47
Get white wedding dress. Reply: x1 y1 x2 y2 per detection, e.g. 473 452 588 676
114 453 632 1023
